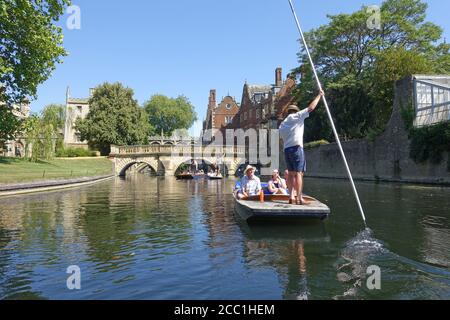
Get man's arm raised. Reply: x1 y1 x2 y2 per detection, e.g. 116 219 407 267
308 90 325 113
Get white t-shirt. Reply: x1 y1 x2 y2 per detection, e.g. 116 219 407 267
240 175 262 196
279 108 310 149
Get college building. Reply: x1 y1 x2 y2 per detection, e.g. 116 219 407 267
63 87 92 149
203 67 296 135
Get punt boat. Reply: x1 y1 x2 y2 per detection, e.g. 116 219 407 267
233 182 330 222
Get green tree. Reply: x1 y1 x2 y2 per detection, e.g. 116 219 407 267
1 0 70 148
0 106 21 149
22 104 65 161
144 95 197 137
294 0 449 142
0 0 70 104
76 82 150 155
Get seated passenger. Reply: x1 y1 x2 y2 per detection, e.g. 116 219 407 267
237 165 262 200
268 170 288 195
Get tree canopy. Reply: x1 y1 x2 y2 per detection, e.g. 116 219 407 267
1 0 70 146
0 0 70 104
0 105 21 147
76 82 150 155
144 95 197 137
294 0 449 142
22 104 65 161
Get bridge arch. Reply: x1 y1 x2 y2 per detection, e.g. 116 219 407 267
173 157 225 173
115 157 160 177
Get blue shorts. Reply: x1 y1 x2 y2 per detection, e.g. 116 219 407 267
284 145 306 173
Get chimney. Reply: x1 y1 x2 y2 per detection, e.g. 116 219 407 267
209 89 216 110
275 67 282 87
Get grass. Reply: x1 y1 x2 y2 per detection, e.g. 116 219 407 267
0 157 113 184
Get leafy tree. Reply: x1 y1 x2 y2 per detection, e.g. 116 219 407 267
0 0 70 104
1 0 70 147
0 106 21 149
294 0 449 142
22 104 65 161
144 95 197 137
76 82 150 155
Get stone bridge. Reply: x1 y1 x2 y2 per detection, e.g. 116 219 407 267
110 144 246 176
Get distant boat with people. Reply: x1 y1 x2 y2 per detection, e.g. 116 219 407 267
207 172 223 180
176 173 194 180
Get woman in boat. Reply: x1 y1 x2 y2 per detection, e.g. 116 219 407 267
268 169 288 195
237 165 262 200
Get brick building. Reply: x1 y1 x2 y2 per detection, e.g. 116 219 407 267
201 67 297 172
235 67 297 131
203 67 296 135
202 89 240 137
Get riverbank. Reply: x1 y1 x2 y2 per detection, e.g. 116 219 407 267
0 175 114 197
0 157 113 184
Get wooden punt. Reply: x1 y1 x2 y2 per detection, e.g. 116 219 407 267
233 193 330 222
176 173 194 180
207 173 223 180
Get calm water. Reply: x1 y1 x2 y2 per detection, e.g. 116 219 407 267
0 175 449 300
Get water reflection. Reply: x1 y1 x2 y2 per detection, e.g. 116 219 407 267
0 176 449 299
239 223 330 300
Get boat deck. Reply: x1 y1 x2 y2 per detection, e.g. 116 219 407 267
234 194 330 221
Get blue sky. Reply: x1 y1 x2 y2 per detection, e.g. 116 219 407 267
31 0 449 136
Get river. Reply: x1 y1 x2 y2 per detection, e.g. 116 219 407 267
0 175 449 300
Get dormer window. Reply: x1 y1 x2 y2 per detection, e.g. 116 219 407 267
226 103 232 110
253 93 264 103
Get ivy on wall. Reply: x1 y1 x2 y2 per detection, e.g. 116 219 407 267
402 105 450 171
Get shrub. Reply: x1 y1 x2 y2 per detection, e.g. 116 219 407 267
304 140 330 149
56 148 98 158
409 122 450 167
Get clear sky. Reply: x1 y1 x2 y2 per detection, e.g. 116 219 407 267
31 0 449 136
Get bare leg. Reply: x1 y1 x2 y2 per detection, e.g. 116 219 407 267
296 172 303 204
289 172 297 202
286 175 292 194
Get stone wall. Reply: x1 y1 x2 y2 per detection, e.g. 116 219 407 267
302 76 450 185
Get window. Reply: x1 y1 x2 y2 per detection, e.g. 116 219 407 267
225 116 233 124
77 106 83 113
256 109 260 119
253 93 263 103
244 112 247 121
226 103 232 110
